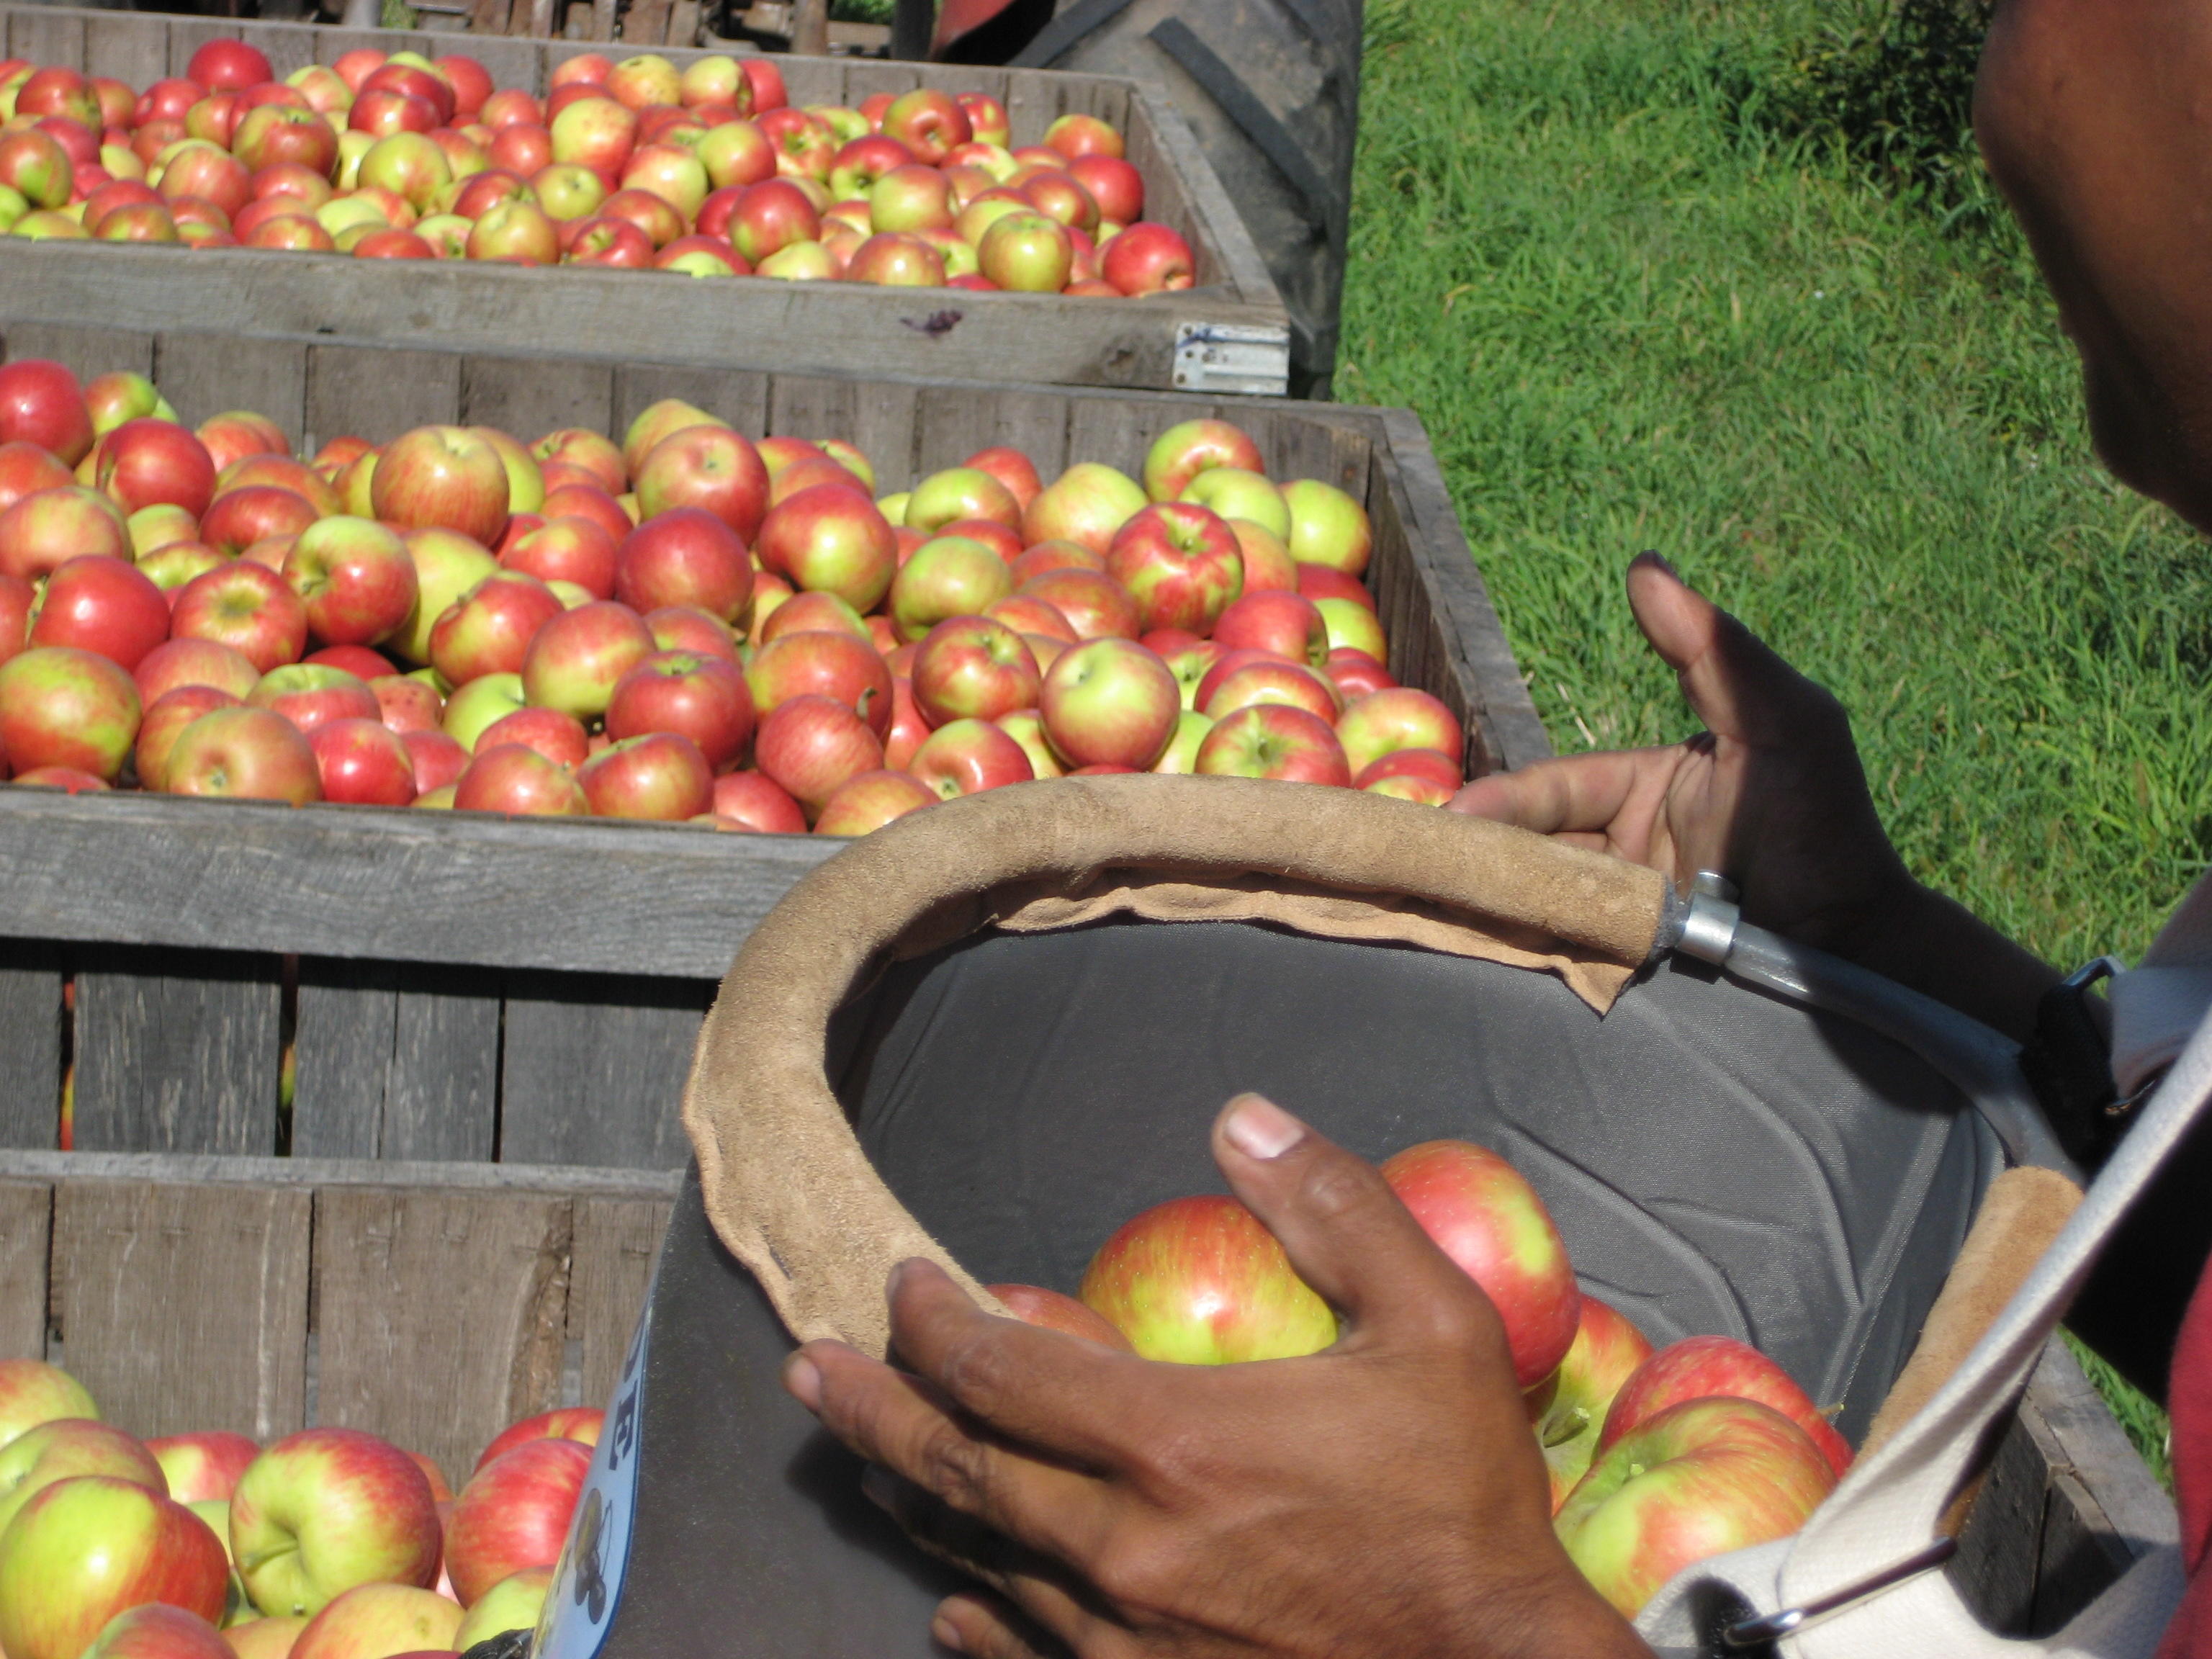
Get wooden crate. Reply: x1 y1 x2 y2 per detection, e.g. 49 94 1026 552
0 1150 678 1485
0 7 1292 395
0 318 1547 1174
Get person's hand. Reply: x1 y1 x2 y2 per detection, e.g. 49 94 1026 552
1452 553 1915 961
781 1094 1652 1659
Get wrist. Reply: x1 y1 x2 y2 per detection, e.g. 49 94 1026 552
1462 1565 1654 1659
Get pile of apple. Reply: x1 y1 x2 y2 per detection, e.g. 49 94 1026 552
0 37 1201 294
994 1138 1856 1619
0 1357 598 1659
0 356 1471 830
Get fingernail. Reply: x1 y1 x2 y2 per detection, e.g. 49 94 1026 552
1223 1092 1305 1159
861 1463 895 1511
931 1613 966 1653
1639 550 1678 578
781 1352 822 1411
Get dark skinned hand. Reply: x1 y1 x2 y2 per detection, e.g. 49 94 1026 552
781 1092 1653 1659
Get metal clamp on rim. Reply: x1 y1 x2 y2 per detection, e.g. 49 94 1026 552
1676 871 1741 966
1719 1536 1958 1649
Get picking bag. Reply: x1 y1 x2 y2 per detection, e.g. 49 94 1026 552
533 777 2107 1659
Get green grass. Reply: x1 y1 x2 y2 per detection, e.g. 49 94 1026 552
1340 0 2206 1475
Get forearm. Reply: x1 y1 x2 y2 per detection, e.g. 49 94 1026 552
1845 878 2063 1045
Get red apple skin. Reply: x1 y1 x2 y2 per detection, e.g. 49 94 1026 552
987 1284 1133 1349
1194 703 1351 786
1141 418 1264 503
0 444 75 516
248 665 379 735
710 768 807 833
78 1603 233 1659
912 615 1040 727
1040 637 1179 771
518 601 655 721
168 564 308 675
752 693 883 818
1103 221 1196 296
371 426 510 547
186 38 272 91
757 590 870 647
145 1431 261 1506
30 556 170 671
475 707 588 770
289 1583 461 1659
604 650 755 771
812 768 935 835
369 675 443 736
1380 1140 1581 1389
0 572 29 668
0 361 93 465
1555 1397 1838 1619
10 766 109 793
1020 568 1139 643
198 490 320 562
1597 1336 1853 1480
284 518 418 649
136 687 240 793
745 630 893 736
1337 687 1465 777
0 1419 166 1538
1295 562 1376 613
1079 1195 1336 1364
643 604 739 664
0 1477 228 1659
884 675 930 769
1529 1297 1655 1512
1212 590 1328 668
577 730 714 819
1103 502 1244 637
632 426 768 544
0 486 132 581
753 483 895 613
309 717 417 806
441 1437 592 1606
163 707 322 804
428 572 565 686
501 516 619 599
94 419 217 519
400 729 469 795
1009 542 1103 585
1325 647 1395 701
303 645 396 681
0 646 141 780
135 639 261 705
472 1408 602 1478
1200 660 1341 726
909 716 1034 799
452 744 588 816
614 507 754 623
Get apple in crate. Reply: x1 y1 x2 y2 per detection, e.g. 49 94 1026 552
228 1428 441 1617
1079 1195 1335 1364
0 647 142 782
1529 1298 1653 1512
146 1431 260 1505
0 1419 166 1534
452 1565 554 1648
474 1408 603 1476
814 769 937 836
0 1475 228 1659
1040 638 1179 770
1105 503 1244 636
1598 1336 1853 1480
443 1437 592 1606
284 518 418 649
1194 704 1350 786
371 426 511 549
1020 462 1146 557
288 1583 461 1659
1553 1397 1837 1618
78 1604 232 1659
0 1360 98 1451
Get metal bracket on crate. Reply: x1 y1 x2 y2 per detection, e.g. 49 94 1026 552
1173 321 1292 396
1676 870 1741 965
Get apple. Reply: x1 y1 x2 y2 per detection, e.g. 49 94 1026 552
954 448 1039 517
1151 707 1214 774
1380 1140 1579 1388
427 572 564 686
475 706 588 769
1554 1397 1838 1619
227 1427 443 1622
577 730 714 820
0 360 93 464
878 89 968 166
910 717 1034 799
519 600 655 721
451 1564 553 1648
135 688 240 793
30 556 169 671
282 517 417 650
1596 1336 1854 1480
616 507 755 621
197 489 320 559
1210 589 1328 667
1040 637 1178 770
878 675 928 768
197 412 289 474
216 456 338 518
828 133 910 198
1067 154 1142 224
739 58 786 114
752 693 883 818
442 1437 591 1606
162 708 321 804
711 768 807 833
1079 1195 1335 1363
987 1284 1131 1349
529 428 626 494
911 615 1040 726
1336 688 1464 776
78 1604 232 1659
502 516 619 600
812 768 935 835
472 1408 603 1475
1102 503 1244 635
1280 477 1373 575
1530 1297 1653 1512
248 665 379 734
605 649 754 770
223 1618 309 1659
397 729 466 796
370 426 508 548
1194 703 1350 786
0 485 132 580
166 564 308 675
983 595 1075 644
549 94 636 175
1043 112 1121 161
1142 420 1264 503
1021 462 1146 556
135 639 261 705
1175 471 1287 547
0 647 140 780
889 536 1012 642
0 1477 228 1659
442 673 529 752
1009 543 1103 586
539 485 634 548
93 418 217 521
0 1419 165 1536
954 92 1010 148
145 1432 260 1506
644 604 739 663
727 177 818 263
1022 170 1101 235
745 629 891 734
391 528 499 667
0 444 75 517
0 130 76 211
1102 222 1195 295
187 38 274 91
1201 660 1341 725
905 467 1021 535
308 717 416 806
750 483 896 614
978 211 1072 291
289 1583 461 1659
986 708 1059 780
1355 747 1462 796
845 230 946 287
451 743 585 814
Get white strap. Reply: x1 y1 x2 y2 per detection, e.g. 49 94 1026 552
1638 993 2211 1656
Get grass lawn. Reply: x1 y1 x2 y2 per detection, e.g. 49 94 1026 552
1339 0 2202 1477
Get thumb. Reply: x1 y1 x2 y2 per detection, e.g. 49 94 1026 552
1208 1094 1509 1357
1627 552 1841 752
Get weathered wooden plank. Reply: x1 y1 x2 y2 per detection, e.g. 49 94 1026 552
775 55 844 110
0 1183 49 1363
6 6 84 70
462 354 616 444
498 973 709 1170
0 793 840 980
53 1178 310 1442
73 945 282 1156
305 343 465 448
1066 392 1194 481
841 60 920 110
464 34 541 91
313 1185 572 1480
238 20 315 76
1241 403 1372 498
81 12 168 88
2026 1340 2177 1556
765 372 920 493
1128 84 1267 300
611 362 770 441
569 1193 670 1411
0 1148 681 1200
292 960 501 1162
1950 1407 2046 1634
912 384 1070 485
1003 55 1065 149
153 332 309 442
0 322 151 382
0 945 62 1151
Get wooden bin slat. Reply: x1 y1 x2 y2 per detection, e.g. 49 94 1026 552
293 961 503 1164
72 946 282 1158
0 1182 48 1362
570 1192 673 1418
498 973 709 1172
0 948 61 1151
